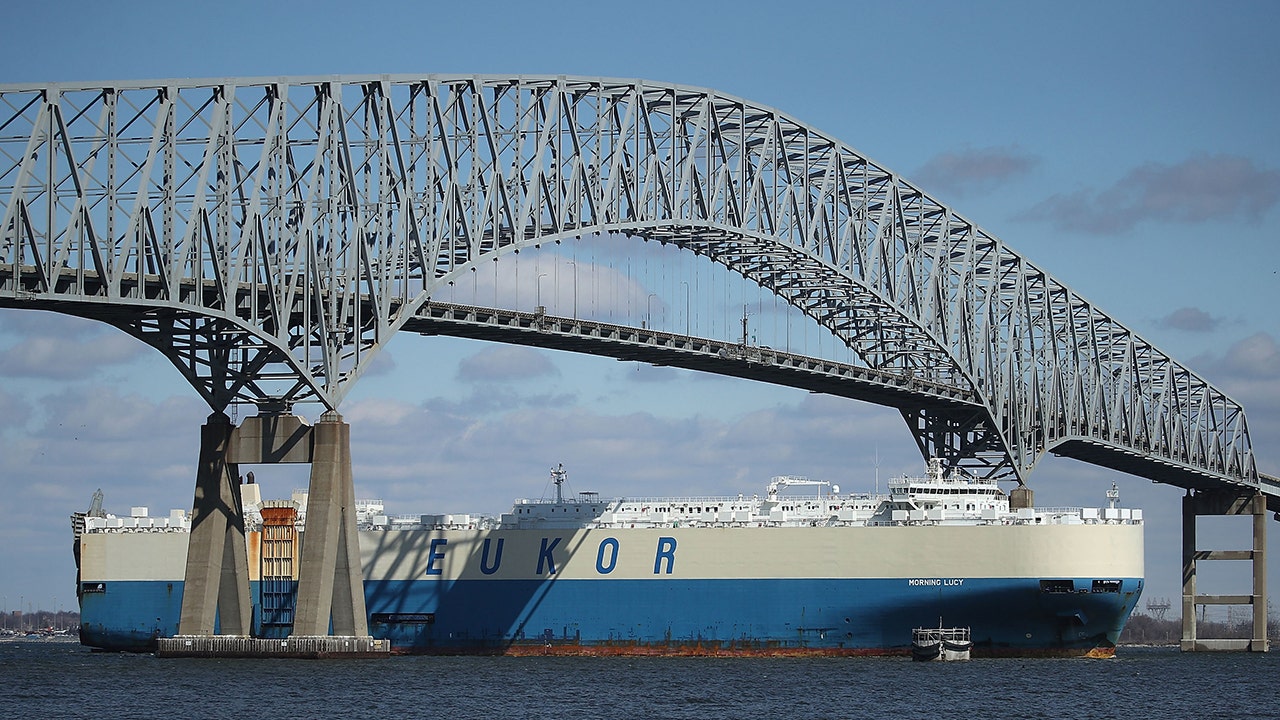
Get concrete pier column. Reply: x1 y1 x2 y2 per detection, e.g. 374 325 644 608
1251 493 1268 652
292 411 369 637
178 412 252 636
1180 492 1197 650
1180 489 1269 652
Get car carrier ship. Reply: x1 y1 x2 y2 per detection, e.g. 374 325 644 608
72 460 1143 656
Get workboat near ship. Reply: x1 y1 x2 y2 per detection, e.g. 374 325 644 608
72 460 1144 656
911 623 973 662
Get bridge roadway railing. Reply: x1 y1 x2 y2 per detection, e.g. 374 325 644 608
407 301 982 413
1261 473 1280 509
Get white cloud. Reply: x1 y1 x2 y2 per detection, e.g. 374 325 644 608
1188 332 1280 475
0 311 146 379
341 397 421 427
457 345 559 383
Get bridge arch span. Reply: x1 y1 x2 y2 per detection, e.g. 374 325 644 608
428 223 1000 477
0 75 1259 489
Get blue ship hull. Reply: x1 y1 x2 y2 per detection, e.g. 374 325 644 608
79 576 1142 656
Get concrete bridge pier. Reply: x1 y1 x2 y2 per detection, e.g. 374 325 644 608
1180 489 1268 652
292 411 369 637
177 412 252 636
162 410 382 657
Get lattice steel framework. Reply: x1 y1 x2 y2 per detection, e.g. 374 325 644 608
0 75 1259 487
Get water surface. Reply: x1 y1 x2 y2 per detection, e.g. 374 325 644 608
2 640 1273 719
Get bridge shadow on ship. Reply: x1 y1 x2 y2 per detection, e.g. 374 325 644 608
861 581 1140 655
360 523 600 653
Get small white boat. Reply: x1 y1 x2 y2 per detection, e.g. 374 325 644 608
911 622 972 661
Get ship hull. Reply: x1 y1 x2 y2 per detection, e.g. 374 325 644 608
77 524 1143 657
78 576 1140 656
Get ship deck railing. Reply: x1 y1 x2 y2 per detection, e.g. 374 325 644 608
1034 507 1143 524
912 627 971 643
514 492 886 507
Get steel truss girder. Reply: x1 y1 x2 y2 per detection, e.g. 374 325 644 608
0 75 1259 488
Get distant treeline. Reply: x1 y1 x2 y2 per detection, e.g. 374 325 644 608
2 610 79 633
1121 611 1280 645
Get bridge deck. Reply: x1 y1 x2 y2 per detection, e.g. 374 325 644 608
408 302 981 412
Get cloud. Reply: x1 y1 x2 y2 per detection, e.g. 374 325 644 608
0 386 31 432
913 145 1038 198
1188 332 1280 475
35 385 205 445
456 345 559 383
2 385 208 517
427 384 578 417
1023 154 1280 234
1219 332 1280 381
441 243 660 323
1156 306 1221 333
342 387 920 515
0 311 146 379
341 397 420 427
360 348 397 378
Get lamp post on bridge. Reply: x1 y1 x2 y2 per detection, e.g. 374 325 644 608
536 273 548 314
646 293 657 329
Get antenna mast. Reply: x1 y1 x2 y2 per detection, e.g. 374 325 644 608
551 463 567 503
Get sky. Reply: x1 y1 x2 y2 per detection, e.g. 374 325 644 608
1 0 1278 622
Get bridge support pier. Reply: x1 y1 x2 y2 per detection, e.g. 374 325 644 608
292 412 369 637
1180 489 1268 652
178 412 252 636
172 410 373 653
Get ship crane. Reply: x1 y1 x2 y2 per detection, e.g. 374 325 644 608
767 476 837 500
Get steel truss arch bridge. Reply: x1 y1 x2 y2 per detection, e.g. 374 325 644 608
0 74 1268 500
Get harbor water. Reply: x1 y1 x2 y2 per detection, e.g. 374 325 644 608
2 639 1276 719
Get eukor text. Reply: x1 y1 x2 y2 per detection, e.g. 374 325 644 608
424 536 678 576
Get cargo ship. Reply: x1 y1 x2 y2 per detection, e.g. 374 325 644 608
72 460 1143 656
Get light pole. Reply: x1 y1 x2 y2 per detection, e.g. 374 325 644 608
646 293 657 329
680 281 690 336
536 272 548 312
